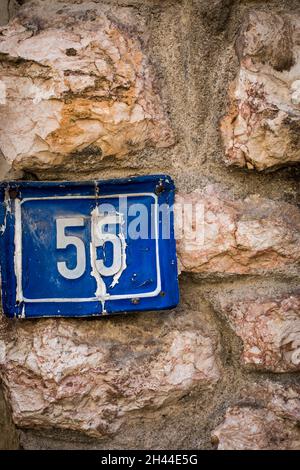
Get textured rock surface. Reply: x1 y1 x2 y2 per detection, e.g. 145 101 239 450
221 11 300 171
216 293 300 372
0 1 174 173
212 382 300 450
0 306 220 438
1 0 300 451
176 187 300 275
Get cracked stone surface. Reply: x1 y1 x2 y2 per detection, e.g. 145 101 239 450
176 186 300 275
215 292 300 372
0 0 174 173
221 10 300 171
0 0 300 452
0 307 220 438
212 381 300 450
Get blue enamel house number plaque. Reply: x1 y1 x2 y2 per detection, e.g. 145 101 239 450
0 175 179 318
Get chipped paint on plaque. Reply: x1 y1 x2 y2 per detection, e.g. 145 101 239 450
90 205 127 309
110 213 127 288
0 188 11 234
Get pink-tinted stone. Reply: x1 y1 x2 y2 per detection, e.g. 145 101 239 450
176 187 300 275
217 293 300 372
0 309 220 437
212 382 300 450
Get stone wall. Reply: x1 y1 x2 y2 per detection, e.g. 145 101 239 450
0 0 299 450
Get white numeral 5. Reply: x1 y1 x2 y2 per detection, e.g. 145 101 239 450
92 214 123 277
56 218 86 280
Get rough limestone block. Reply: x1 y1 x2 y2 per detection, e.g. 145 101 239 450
216 293 300 372
0 308 220 438
212 382 300 450
176 186 300 275
221 11 300 171
0 1 174 173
